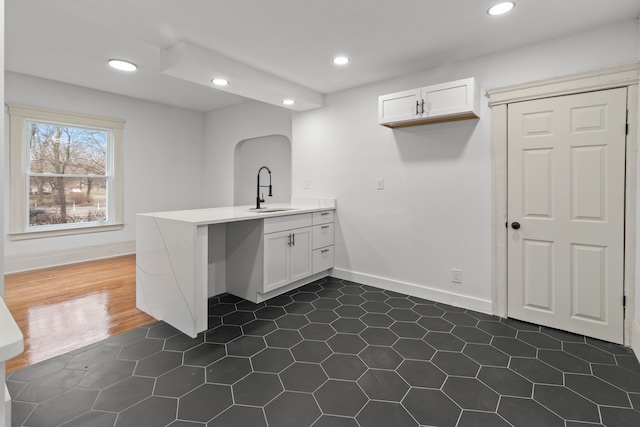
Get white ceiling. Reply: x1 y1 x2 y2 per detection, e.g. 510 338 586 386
6 0 640 112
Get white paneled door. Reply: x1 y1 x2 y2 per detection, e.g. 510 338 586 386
507 88 627 344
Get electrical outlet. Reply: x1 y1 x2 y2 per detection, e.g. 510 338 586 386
451 268 462 283
377 177 384 190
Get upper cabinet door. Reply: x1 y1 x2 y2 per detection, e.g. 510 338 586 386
378 88 422 126
379 78 479 128
422 78 477 118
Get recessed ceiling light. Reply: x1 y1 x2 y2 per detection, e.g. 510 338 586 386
108 59 137 72
282 99 295 106
332 56 350 65
211 78 229 86
488 1 515 16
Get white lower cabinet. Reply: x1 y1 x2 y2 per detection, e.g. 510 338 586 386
263 226 312 293
227 211 333 303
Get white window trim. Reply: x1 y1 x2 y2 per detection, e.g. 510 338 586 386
7 103 125 240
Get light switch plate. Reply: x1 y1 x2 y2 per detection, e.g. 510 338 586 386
303 179 311 189
377 178 384 190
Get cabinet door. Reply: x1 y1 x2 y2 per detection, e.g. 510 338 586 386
378 88 421 125
422 78 475 118
263 230 290 293
289 227 313 283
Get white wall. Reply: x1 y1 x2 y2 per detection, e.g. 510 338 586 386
4 72 205 272
290 19 639 312
234 135 292 206
202 101 292 207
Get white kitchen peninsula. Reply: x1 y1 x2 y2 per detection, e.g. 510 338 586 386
136 199 336 338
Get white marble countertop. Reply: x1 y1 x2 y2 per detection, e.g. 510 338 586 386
137 198 336 226
0 297 23 362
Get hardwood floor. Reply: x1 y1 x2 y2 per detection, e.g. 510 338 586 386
4 254 155 373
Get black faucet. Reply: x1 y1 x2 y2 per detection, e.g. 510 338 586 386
256 166 272 209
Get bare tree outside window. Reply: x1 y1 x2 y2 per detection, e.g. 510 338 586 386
28 121 110 227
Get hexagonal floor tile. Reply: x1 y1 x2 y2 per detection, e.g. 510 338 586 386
443 377 499 411
276 314 310 330
356 401 417 427
313 298 341 310
300 323 336 341
509 357 563 385
226 336 266 357
208 405 267 427
232 372 283 406
491 337 537 358
389 322 426 339
424 331 465 351
392 338 435 361
417 316 455 332
359 327 398 346
206 325 243 344
462 343 510 367
114 396 177 427
93 376 154 412
280 362 327 392
264 392 321 427
397 359 447 388
251 348 294 373
498 396 564 427
327 334 367 354
403 388 461 427
178 384 233 423
183 343 226 366
360 314 395 328
452 326 493 344
321 353 368 380
206 356 252 384
564 374 632 407
306 309 339 324
291 340 332 363
537 349 591 374
478 366 533 397
432 351 480 377
358 370 409 402
534 384 600 422
155 366 205 397
334 305 367 318
332 318 366 334
359 346 403 369
265 329 303 348
314 380 368 416
243 319 278 337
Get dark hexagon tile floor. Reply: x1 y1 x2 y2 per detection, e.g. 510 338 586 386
8 277 640 427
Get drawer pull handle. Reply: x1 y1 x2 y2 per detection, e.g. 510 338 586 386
321 225 330 229
321 249 330 253
321 212 330 216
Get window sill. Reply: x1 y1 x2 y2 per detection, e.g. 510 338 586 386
9 223 124 241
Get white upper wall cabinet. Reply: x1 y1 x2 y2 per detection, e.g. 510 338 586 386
378 77 480 128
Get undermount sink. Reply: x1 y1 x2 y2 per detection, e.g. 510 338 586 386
248 207 297 213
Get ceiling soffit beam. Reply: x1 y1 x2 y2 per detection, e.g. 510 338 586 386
161 41 324 111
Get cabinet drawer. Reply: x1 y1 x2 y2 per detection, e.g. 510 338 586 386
313 223 334 250
312 246 334 275
312 210 334 225
264 213 312 234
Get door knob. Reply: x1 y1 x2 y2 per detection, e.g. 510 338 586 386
511 222 521 230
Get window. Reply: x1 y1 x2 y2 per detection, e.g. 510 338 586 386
8 104 124 240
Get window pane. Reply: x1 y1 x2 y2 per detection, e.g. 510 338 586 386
29 176 108 227
28 122 108 175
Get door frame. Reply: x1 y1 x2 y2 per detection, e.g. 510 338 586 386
488 62 640 346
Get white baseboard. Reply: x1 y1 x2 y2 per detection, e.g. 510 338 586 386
632 320 640 364
4 240 136 274
331 268 493 315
